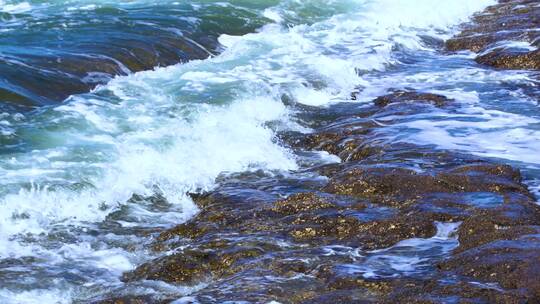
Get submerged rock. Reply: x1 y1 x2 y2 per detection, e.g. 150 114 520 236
476 48 540 70
323 163 528 206
0 87 35 108
114 83 540 303
440 235 540 300
93 295 169 304
123 246 266 285
373 90 453 108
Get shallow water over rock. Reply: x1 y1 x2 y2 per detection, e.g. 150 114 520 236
0 0 539 303
115 91 540 302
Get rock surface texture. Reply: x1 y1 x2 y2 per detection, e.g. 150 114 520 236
97 1 540 303
96 92 540 304
446 0 540 70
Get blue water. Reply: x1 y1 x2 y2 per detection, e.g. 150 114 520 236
0 0 539 302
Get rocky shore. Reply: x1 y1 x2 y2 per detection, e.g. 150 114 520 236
97 1 540 303
446 0 539 70
0 5 267 109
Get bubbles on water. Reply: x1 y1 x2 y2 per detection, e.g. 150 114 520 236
0 0 517 301
349 48 540 168
338 222 461 279
0 288 71 304
0 1 32 14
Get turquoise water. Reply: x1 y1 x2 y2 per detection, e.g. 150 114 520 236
0 0 278 107
0 0 539 302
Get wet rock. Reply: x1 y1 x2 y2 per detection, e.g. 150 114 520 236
116 82 539 303
373 90 453 107
356 215 437 249
323 163 529 205
440 235 540 298
301 131 381 162
315 264 393 293
324 166 441 203
447 163 521 181
476 48 540 70
0 87 35 108
447 0 540 70
288 213 360 240
432 283 527 304
175 265 328 304
123 246 265 285
271 192 338 215
455 202 540 252
447 0 540 51
300 132 347 155
438 164 530 195
298 125 380 162
157 221 216 242
269 258 313 277
386 279 527 304
288 211 436 249
93 295 169 304
299 291 376 303
446 32 512 53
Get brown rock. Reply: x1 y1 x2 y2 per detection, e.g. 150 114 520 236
373 90 453 107
271 193 337 215
476 49 540 70
123 246 265 284
324 163 529 204
441 235 540 299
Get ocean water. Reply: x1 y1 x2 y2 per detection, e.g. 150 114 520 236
1 0 539 302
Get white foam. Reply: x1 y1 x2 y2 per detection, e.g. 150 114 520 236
527 181 540 204
292 86 338 107
0 1 32 14
346 222 461 279
0 289 71 304
389 106 540 164
0 0 500 300
479 40 539 55
216 0 495 107
361 0 495 35
263 8 283 23
67 4 97 11
0 94 296 256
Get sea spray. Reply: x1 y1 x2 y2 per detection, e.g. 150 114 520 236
2 0 533 302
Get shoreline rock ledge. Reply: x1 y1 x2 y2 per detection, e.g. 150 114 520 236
101 96 540 303
97 1 540 303
446 0 540 70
